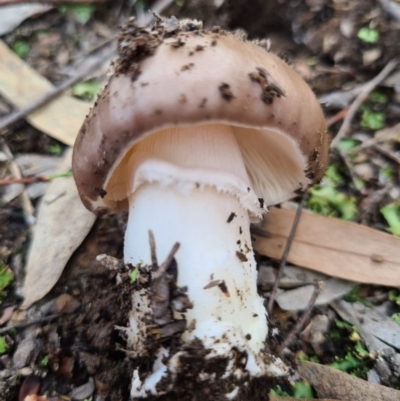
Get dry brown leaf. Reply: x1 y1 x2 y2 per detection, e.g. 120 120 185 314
21 149 96 309
298 360 400 401
375 122 400 144
253 207 400 286
0 40 90 146
0 4 51 36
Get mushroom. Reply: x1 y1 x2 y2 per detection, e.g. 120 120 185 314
72 17 329 399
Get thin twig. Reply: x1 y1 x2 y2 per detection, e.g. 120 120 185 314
372 143 400 165
153 242 180 280
326 106 350 128
267 195 305 313
0 176 48 185
331 59 399 148
0 313 61 334
277 281 323 355
0 0 107 4
148 230 158 271
0 53 111 134
1 140 35 225
0 171 72 185
338 149 360 192
69 35 116 63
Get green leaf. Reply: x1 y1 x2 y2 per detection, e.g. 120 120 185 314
59 5 95 25
388 290 400 306
369 92 388 103
343 286 372 307
0 336 8 355
380 167 394 180
308 185 357 220
129 267 139 283
391 313 400 324
269 385 290 397
292 381 314 398
338 139 359 153
335 319 354 331
357 27 379 43
324 165 343 184
355 342 369 358
329 352 361 372
11 41 29 59
72 80 102 100
38 355 49 368
47 143 63 155
0 263 13 304
380 202 400 236
360 108 385 130
0 264 13 290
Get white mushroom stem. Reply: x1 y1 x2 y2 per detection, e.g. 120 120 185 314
122 124 287 396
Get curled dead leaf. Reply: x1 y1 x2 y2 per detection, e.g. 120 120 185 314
297 360 400 401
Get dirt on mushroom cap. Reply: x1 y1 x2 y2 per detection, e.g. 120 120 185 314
72 16 329 214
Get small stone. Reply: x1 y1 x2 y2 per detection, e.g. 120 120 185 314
71 378 95 400
19 367 33 376
13 338 37 369
367 369 380 384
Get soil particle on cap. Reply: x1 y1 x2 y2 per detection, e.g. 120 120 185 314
236 251 248 262
115 20 163 79
114 17 203 81
179 94 188 104
252 38 271 52
199 98 207 108
195 44 205 51
278 52 290 64
218 280 230 297
294 186 305 195
304 168 315 180
233 29 248 41
219 83 235 101
211 39 217 46
309 149 319 162
181 63 194 71
227 212 236 223
170 37 186 48
249 67 285 104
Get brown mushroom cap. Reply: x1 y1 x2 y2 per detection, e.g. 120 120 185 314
73 18 329 213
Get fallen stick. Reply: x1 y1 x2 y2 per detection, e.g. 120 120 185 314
331 59 398 148
277 281 322 354
0 313 61 334
0 0 107 4
267 195 305 313
1 140 35 224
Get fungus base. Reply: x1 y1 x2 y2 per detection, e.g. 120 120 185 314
124 184 287 399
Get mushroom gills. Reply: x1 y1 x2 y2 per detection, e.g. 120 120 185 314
123 124 287 397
